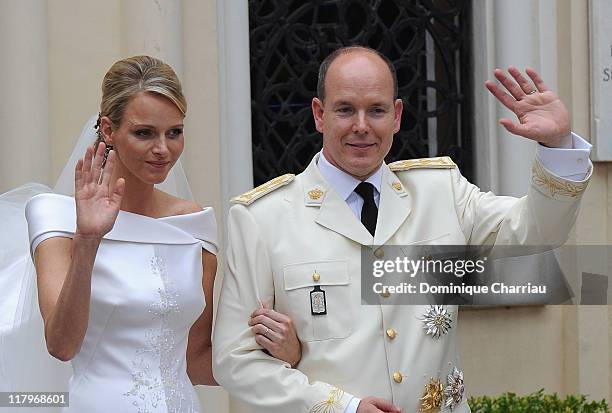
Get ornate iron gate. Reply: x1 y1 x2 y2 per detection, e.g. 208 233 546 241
249 0 472 185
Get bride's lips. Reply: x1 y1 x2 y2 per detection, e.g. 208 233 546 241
146 161 170 169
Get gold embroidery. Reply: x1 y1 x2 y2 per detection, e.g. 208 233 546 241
420 378 445 413
392 182 403 191
310 388 345 413
389 156 457 172
308 188 324 200
532 161 588 198
231 174 295 205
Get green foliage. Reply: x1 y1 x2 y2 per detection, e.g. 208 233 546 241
469 389 609 413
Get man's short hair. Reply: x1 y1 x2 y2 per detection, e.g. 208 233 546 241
317 46 399 101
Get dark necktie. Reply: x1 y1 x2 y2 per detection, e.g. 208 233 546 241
354 182 378 236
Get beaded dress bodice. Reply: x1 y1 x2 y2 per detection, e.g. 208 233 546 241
25 194 218 413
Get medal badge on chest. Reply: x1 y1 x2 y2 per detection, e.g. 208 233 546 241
310 285 327 315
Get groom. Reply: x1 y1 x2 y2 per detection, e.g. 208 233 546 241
213 46 591 412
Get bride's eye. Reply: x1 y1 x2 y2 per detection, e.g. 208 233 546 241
134 129 152 137
167 128 183 138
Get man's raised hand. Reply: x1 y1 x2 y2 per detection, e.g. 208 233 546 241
485 66 571 148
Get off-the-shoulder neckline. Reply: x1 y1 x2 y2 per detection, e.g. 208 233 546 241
33 193 212 221
156 208 212 220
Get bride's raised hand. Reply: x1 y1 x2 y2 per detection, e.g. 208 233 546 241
74 143 125 239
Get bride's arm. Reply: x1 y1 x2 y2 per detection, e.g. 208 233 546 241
35 235 101 361
187 249 218 385
35 143 124 362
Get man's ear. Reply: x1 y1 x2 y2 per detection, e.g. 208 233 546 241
99 116 114 145
312 97 325 134
393 98 403 134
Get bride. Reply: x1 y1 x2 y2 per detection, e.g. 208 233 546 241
1 55 301 412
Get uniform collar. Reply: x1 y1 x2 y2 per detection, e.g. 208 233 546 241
299 153 411 246
317 151 383 201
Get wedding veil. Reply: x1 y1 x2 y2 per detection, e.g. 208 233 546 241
0 114 195 408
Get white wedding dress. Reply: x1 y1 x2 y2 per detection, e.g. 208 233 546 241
24 193 218 413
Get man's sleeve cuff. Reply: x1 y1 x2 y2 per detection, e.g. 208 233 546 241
536 132 592 180
343 396 361 413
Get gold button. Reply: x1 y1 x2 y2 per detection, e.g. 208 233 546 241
380 290 391 298
393 372 403 383
386 328 397 339
312 272 320 282
374 248 384 259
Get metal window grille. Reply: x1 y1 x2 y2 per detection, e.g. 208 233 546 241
249 0 472 185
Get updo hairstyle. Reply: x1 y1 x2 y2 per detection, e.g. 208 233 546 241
95 55 187 147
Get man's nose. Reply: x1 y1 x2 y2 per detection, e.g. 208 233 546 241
352 111 370 134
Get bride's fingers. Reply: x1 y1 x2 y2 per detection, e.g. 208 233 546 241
111 177 126 204
101 150 115 187
93 142 106 184
82 146 94 183
75 158 84 189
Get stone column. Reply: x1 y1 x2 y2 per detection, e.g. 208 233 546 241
0 0 50 191
121 0 184 75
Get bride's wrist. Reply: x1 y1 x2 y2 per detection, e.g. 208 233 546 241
73 231 104 243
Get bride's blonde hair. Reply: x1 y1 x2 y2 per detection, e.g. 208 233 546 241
96 55 186 146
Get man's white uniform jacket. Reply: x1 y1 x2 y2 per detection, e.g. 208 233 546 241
213 153 591 413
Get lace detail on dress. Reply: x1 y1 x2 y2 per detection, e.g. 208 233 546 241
123 255 196 413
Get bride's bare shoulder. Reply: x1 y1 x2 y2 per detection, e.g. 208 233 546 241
154 189 203 216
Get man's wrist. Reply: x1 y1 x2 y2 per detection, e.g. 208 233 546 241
540 133 573 149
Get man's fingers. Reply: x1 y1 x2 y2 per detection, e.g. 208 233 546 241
485 81 516 112
508 66 536 95
526 67 549 92
499 119 531 138
493 68 524 100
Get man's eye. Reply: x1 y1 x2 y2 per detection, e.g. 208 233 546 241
168 128 183 138
370 107 386 115
337 107 353 114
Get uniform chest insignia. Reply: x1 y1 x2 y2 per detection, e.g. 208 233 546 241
308 188 324 200
231 174 295 206
444 367 465 410
392 182 403 192
420 305 453 339
420 378 445 413
389 156 457 172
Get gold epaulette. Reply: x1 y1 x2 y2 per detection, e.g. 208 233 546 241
230 173 295 206
388 156 457 172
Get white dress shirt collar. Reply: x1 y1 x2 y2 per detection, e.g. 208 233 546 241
317 151 383 201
